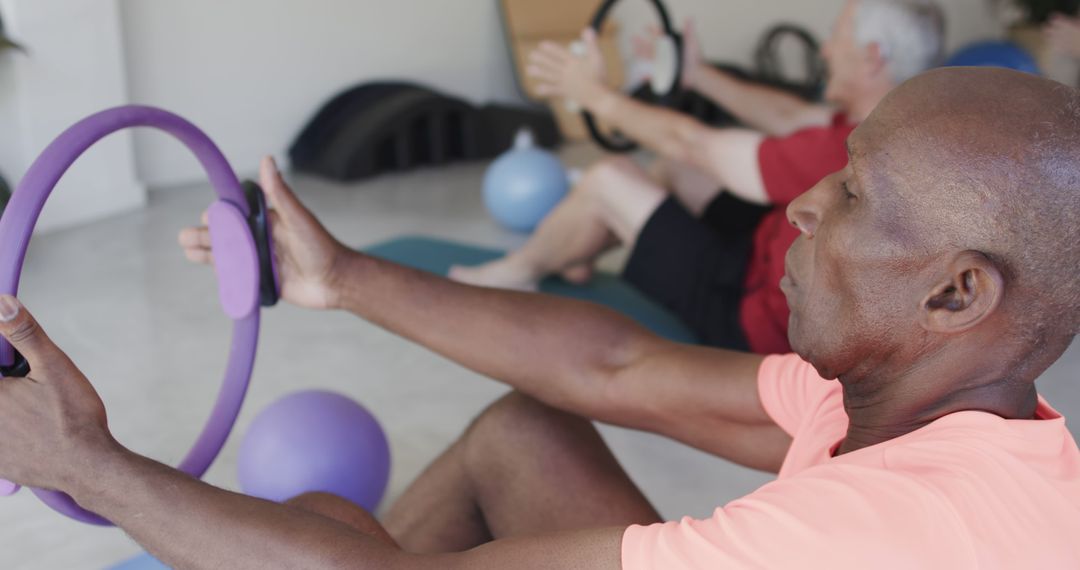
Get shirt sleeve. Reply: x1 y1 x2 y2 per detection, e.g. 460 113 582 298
621 465 971 570
757 115 854 206
756 353 837 437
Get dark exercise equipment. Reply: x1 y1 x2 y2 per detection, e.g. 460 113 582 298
289 83 561 182
754 24 826 101
583 0 683 153
0 9 23 54
0 173 10 215
630 24 824 129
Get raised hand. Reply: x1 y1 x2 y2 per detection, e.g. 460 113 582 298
1046 13 1080 59
527 28 609 106
630 19 704 89
179 156 351 310
680 18 704 88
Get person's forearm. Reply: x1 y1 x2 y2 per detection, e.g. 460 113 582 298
73 444 405 570
330 251 652 416
687 65 827 136
584 82 708 164
583 83 760 193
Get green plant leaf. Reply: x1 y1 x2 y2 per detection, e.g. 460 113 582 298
0 35 22 53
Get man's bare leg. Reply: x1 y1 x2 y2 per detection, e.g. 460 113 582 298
649 158 725 217
450 157 666 291
381 392 661 553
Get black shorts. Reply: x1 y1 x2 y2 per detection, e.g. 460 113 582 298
623 193 771 349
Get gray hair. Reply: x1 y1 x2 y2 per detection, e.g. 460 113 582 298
855 0 946 84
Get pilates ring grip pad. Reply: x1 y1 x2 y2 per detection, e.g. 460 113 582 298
582 0 683 153
0 105 280 525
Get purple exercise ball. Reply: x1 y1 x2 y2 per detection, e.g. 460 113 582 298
237 390 391 512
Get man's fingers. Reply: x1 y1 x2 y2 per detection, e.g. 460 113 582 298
183 247 214 265
534 84 556 97
631 34 655 59
178 226 212 250
580 27 598 46
525 59 560 77
178 226 215 266
535 42 570 62
582 28 603 60
682 18 695 37
526 66 562 87
259 156 302 216
0 296 63 374
527 50 568 77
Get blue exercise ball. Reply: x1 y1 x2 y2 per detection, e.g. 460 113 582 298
237 390 391 512
944 41 1040 75
483 129 569 233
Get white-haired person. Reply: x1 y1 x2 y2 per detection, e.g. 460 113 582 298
452 0 945 355
1047 9 1080 60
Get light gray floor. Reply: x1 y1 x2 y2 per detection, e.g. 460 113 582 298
2 150 1077 569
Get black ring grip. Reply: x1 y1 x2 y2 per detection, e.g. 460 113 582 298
582 0 684 153
241 180 280 308
0 349 30 378
754 24 825 99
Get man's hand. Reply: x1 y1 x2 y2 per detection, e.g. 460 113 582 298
630 18 704 89
1046 13 1080 59
0 296 116 491
528 28 609 107
179 156 350 310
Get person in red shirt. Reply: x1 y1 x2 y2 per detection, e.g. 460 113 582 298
452 0 944 354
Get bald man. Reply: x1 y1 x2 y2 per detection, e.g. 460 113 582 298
1 68 1078 568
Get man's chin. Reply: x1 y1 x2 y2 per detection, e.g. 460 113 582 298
791 342 839 381
787 320 830 376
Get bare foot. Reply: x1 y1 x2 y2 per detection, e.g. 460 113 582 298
448 259 540 292
559 263 594 285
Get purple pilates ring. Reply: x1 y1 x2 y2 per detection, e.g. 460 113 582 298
0 106 276 525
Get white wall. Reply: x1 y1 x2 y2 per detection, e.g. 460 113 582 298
0 48 20 187
120 0 521 188
119 0 1004 190
618 0 1003 67
0 0 143 232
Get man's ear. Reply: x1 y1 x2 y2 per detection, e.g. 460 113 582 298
919 251 1004 333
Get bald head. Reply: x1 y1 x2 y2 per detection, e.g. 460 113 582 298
858 68 1080 340
783 67 1078 386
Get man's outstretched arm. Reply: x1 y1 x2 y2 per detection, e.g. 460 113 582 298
0 296 625 570
329 252 787 471
686 63 834 136
181 158 788 470
86 446 625 570
636 20 832 136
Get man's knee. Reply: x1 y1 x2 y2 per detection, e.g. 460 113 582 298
577 156 642 198
464 392 567 444
460 392 589 470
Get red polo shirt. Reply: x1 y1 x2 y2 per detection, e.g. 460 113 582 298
740 114 855 354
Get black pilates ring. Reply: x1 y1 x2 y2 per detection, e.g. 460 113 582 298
754 24 826 97
582 0 683 153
